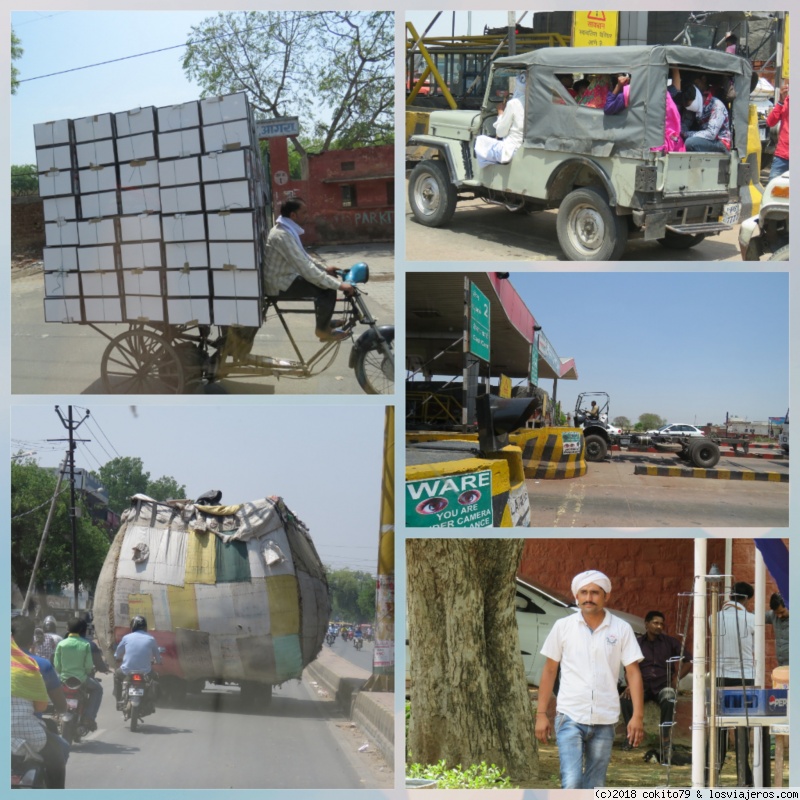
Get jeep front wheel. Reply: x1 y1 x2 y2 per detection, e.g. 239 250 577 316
584 434 608 462
556 186 628 261
408 159 457 227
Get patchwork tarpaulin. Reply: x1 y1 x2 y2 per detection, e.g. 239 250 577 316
93 494 330 686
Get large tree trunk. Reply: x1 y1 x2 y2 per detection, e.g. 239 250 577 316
407 538 538 782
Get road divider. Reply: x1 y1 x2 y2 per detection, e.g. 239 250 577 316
634 465 789 481
511 427 587 479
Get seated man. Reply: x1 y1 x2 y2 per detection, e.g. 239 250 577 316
672 73 731 153
474 72 526 168
53 618 103 732
263 198 355 341
620 610 691 763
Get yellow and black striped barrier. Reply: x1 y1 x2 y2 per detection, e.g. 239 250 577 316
634 465 789 482
510 427 587 480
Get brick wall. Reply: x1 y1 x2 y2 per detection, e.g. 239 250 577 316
11 196 45 255
519 537 787 673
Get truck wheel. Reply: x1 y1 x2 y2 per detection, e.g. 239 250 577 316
769 245 790 261
408 159 457 227
690 440 720 469
658 230 706 250
584 434 608 462
557 186 628 261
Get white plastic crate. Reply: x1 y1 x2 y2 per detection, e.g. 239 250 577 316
36 145 73 173
39 169 74 197
78 165 117 194
209 241 257 270
119 213 162 242
207 211 255 241
158 129 202 159
80 192 118 219
73 113 114 143
160 185 203 214
162 213 206 242
213 298 260 326
157 101 200 132
116 133 158 162
203 120 252 153
115 106 156 137
44 271 81 297
204 181 253 212
34 119 71 148
120 241 163 269
200 93 249 125
45 221 79 247
121 187 161 215
212 269 260 298
118 159 159 189
81 271 120 297
44 297 81 323
84 297 123 322
165 241 209 269
166 269 210 297
167 297 212 325
201 149 252 182
124 295 165 322
78 218 116 246
43 196 79 223
77 245 117 272
43 247 79 272
76 139 116 169
158 156 200 187
122 270 162 296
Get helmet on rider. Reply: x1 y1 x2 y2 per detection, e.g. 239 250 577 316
130 615 148 632
43 615 58 633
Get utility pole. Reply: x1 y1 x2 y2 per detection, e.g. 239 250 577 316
50 405 91 617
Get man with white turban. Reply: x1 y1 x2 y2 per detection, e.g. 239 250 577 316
535 570 644 789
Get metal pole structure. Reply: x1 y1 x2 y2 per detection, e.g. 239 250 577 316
22 454 69 616
692 539 708 788
508 11 516 56
708 563 723 788
54 405 90 617
753 550 767 786
462 277 470 432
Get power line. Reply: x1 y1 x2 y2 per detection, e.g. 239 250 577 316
13 12 70 28
84 414 121 459
11 486 69 519
83 418 116 462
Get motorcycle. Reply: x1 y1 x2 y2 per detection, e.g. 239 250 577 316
325 632 336 646
353 637 363 651
59 676 92 744
10 738 46 789
121 672 159 732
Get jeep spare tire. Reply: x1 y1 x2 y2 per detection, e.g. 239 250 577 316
408 159 458 227
556 186 628 261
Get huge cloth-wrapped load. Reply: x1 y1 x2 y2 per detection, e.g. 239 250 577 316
94 494 330 689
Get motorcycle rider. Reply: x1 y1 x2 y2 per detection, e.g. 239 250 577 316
11 615 69 788
114 616 162 710
354 627 364 647
53 618 103 733
37 616 63 664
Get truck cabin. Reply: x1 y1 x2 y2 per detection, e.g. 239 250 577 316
482 45 752 159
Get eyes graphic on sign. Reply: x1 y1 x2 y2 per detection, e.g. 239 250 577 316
416 497 448 515
457 490 482 505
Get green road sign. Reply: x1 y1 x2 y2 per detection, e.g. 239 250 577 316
406 470 493 527
469 282 490 362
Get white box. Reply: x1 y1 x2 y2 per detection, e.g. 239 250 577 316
119 159 159 189
209 241 257 270
207 211 255 241
160 185 203 214
116 133 157 162
78 218 116 246
204 181 253 212
125 295 165 322
79 165 117 194
121 187 161 215
45 221 79 247
43 196 78 223
157 101 200 132
121 241 163 269
34 119 71 147
123 270 162 296
85 297 123 323
201 149 251 182
78 245 117 272
167 297 211 325
163 213 206 242
36 145 73 173
43 247 78 272
165 242 208 269
39 169 74 197
166 269 210 297
115 106 156 137
80 192 118 219
44 297 81 323
81 271 120 297
212 269 260 298
158 156 200 187
76 139 116 168
44 271 81 297
73 113 114 143
200 92 249 125
158 129 202 159
213 298 260 326
203 120 252 153
119 213 162 242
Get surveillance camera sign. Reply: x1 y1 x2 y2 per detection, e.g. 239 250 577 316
406 470 493 527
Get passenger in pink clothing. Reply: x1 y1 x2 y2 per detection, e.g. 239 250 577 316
766 82 789 182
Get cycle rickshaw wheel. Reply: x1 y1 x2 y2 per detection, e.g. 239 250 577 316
101 328 186 394
354 344 394 395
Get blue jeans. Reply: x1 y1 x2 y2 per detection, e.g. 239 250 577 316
555 713 616 789
684 136 728 153
769 155 789 183
83 676 103 721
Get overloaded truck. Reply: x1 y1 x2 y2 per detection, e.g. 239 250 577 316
93 493 330 706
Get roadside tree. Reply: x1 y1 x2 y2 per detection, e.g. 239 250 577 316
637 413 666 431
612 416 631 430
407 538 538 782
93 456 186 515
328 568 375 622
11 165 39 196
11 28 22 94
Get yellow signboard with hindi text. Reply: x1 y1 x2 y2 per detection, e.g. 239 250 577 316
572 11 619 48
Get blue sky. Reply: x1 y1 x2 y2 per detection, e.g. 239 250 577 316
11 11 225 166
10 402 389 575
507 271 788 426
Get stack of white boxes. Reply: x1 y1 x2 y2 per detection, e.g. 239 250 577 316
36 91 268 327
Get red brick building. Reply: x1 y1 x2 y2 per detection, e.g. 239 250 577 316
268 138 393 245
519 537 787 673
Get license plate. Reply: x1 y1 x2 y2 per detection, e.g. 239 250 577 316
66 700 78 709
128 688 144 696
722 202 741 226
759 126 767 141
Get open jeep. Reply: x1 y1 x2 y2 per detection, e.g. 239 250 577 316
408 45 753 261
